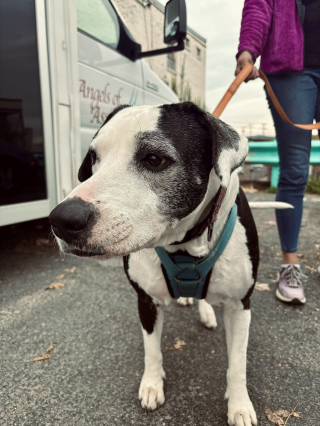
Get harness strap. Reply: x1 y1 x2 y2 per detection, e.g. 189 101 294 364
170 186 227 245
156 203 238 299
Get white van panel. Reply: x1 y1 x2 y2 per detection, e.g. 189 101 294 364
141 61 179 104
78 32 144 155
79 62 145 158
51 0 70 106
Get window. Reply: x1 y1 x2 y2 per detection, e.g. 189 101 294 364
0 0 47 205
167 52 175 71
185 38 190 49
196 47 201 59
77 0 120 49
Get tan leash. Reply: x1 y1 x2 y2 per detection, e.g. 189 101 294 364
212 63 320 130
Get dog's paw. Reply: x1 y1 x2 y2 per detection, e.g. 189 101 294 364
139 373 165 411
227 394 257 426
177 297 193 306
198 300 217 329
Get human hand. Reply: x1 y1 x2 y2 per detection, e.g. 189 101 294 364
235 51 259 82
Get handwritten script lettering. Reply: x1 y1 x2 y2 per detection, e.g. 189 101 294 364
79 79 123 124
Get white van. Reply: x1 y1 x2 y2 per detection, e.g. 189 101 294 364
0 0 183 227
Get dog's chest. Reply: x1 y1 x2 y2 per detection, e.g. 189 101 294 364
127 220 254 306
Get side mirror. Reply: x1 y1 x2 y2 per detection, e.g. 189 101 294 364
164 0 186 45
133 0 186 60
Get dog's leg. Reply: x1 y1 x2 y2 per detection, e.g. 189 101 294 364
223 304 257 426
177 297 193 306
198 299 217 329
138 294 165 411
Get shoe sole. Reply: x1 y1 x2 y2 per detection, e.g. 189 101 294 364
275 289 306 305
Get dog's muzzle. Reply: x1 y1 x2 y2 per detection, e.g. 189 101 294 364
49 197 95 245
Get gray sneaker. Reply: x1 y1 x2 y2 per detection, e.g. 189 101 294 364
275 265 306 305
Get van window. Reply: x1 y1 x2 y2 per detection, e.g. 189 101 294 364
77 0 120 49
0 0 47 206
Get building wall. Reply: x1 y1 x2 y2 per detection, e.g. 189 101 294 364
113 0 206 106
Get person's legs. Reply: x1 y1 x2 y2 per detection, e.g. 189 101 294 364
266 68 320 303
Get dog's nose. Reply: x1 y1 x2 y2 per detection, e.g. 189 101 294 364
49 197 92 242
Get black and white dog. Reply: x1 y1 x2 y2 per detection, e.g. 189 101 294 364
50 102 280 425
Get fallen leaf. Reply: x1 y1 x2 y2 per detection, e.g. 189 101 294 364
242 185 258 193
31 345 53 362
275 410 291 417
265 402 300 426
255 283 270 292
276 252 281 256
315 244 320 249
163 337 186 353
265 221 276 226
36 238 51 246
56 274 65 279
46 283 65 290
173 338 186 350
297 253 304 258
305 265 314 271
65 266 76 273
265 408 288 425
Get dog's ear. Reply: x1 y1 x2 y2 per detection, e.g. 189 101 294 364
78 150 92 182
206 113 248 188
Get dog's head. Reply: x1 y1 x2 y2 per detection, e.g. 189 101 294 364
49 102 247 258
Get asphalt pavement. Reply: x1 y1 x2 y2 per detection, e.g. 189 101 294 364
0 192 319 426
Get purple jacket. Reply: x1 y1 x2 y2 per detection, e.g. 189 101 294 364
237 0 304 73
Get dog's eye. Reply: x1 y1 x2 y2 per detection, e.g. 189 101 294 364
144 154 166 167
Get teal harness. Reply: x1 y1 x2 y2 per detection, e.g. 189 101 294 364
155 203 238 300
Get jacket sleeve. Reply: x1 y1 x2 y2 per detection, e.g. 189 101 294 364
237 0 274 61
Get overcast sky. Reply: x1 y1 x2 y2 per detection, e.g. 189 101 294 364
162 0 275 136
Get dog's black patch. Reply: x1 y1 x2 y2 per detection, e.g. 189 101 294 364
236 187 259 309
131 103 213 221
78 105 132 182
205 113 243 180
123 255 157 334
78 148 96 182
241 284 255 310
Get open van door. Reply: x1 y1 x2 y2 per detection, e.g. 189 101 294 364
0 0 80 226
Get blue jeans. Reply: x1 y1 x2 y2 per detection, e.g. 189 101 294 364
265 68 320 253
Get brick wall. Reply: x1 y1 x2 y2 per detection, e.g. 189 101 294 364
113 0 206 105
